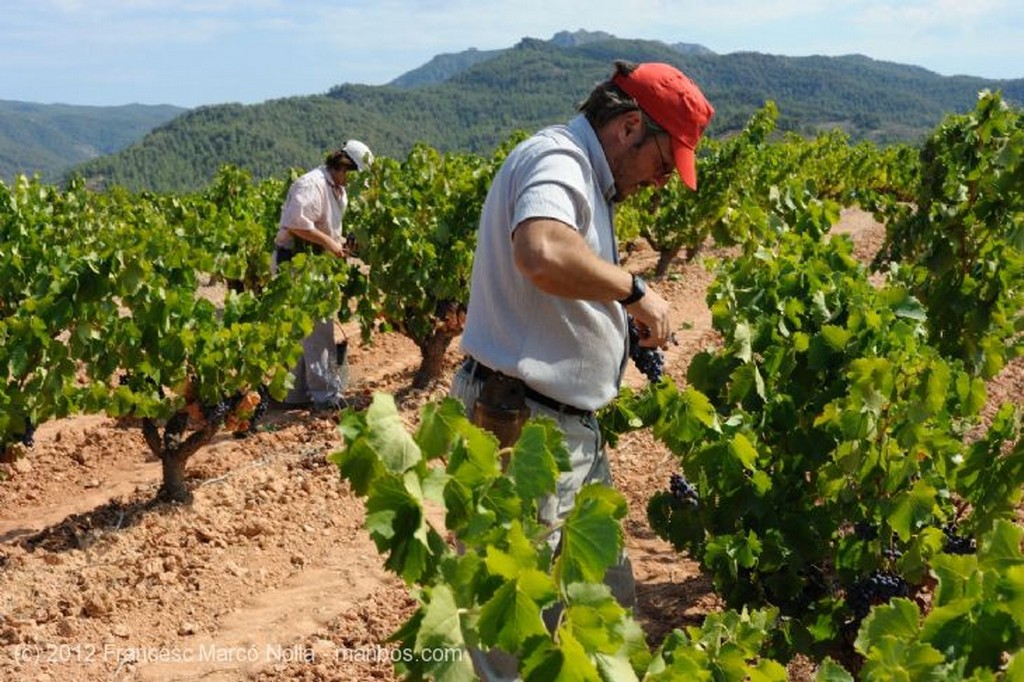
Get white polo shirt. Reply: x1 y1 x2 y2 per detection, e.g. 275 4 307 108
274 166 347 248
460 114 628 411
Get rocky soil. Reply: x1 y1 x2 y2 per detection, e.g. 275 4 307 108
1 208 1020 681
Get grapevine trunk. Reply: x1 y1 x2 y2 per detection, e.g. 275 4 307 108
412 330 457 389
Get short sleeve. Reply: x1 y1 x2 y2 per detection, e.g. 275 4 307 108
512 145 591 234
279 178 323 233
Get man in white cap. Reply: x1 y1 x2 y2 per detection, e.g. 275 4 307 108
273 139 373 412
451 60 713 679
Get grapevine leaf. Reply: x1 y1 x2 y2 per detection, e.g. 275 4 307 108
922 602 1017 672
930 554 981 607
333 441 384 498
554 484 627 587
477 580 548 652
520 626 601 681
507 419 570 502
887 479 937 542
417 397 468 460
364 471 433 583
594 652 640 682
978 518 1024 571
564 582 651 673
446 425 501 489
859 639 946 681
366 392 422 473
813 656 854 681
485 522 539 580
747 658 788 682
954 373 987 415
854 598 920 652
820 324 851 351
890 292 927 322
413 584 476 682
733 321 753 362
729 433 758 471
653 386 718 447
728 364 765 404
999 565 1024 630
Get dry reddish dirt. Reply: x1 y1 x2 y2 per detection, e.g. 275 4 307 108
1 209 1021 681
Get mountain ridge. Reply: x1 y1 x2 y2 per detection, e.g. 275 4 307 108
0 101 186 184
3 30 1021 191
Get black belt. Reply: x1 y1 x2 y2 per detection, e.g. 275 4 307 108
463 358 592 418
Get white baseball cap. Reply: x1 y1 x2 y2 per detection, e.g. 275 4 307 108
342 139 373 171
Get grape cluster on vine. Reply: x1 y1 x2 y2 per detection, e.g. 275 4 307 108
19 419 35 448
942 522 977 555
669 473 699 508
200 393 244 424
628 315 665 383
846 571 910 620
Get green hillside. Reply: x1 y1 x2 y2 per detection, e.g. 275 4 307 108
47 34 1024 192
0 101 186 183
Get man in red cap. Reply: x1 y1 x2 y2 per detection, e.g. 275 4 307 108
451 60 713 679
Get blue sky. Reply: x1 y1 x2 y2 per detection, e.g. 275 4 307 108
2 0 1021 108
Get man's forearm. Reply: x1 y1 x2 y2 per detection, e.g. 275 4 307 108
288 227 346 257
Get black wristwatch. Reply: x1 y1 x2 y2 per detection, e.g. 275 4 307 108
617 274 646 306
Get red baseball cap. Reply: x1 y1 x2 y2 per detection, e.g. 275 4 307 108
612 63 714 190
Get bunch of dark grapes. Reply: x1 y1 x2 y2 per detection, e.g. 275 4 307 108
20 418 35 448
669 473 699 508
846 571 910 620
628 315 665 383
942 522 977 555
200 393 243 425
853 521 878 541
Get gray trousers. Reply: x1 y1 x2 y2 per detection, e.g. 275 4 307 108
283 317 347 405
450 364 636 681
272 249 347 405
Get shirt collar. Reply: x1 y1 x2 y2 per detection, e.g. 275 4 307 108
567 114 615 203
319 165 344 190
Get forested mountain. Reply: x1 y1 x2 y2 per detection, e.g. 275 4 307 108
0 101 185 183
8 30 1022 193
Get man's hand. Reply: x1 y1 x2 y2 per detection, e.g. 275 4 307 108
626 287 672 348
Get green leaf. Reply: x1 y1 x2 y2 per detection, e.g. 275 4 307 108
748 658 788 682
477 581 548 653
733 321 753 362
729 432 758 471
888 479 937 542
930 554 980 607
554 484 627 587
363 471 434 583
508 419 570 501
413 585 476 681
417 397 468 460
654 386 718 445
812 657 854 682
820 324 851 351
979 518 1024 571
366 393 422 473
855 598 920 652
999 565 1024 631
521 630 602 681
